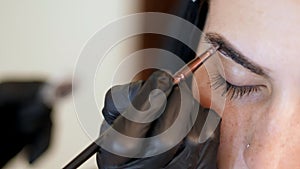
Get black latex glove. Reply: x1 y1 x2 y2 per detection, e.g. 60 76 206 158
17 97 53 164
97 71 221 169
0 82 52 167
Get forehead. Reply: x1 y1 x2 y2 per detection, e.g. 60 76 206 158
205 0 300 78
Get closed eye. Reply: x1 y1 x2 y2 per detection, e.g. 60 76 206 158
211 74 263 100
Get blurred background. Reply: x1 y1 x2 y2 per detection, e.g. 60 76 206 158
0 0 204 168
0 1 140 168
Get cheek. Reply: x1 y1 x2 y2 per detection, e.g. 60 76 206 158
217 100 268 168
216 103 253 168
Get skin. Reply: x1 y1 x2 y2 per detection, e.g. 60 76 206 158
194 0 300 168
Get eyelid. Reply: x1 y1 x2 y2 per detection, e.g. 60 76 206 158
212 50 270 87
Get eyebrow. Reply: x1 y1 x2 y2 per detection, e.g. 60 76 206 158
205 32 266 76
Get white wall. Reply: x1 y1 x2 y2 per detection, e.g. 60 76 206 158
0 0 140 168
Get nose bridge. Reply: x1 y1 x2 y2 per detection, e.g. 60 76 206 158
244 86 300 168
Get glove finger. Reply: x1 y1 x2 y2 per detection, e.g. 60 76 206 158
115 81 198 168
165 117 221 169
102 81 143 125
97 144 182 169
143 81 198 155
112 70 173 137
142 82 221 168
97 87 183 169
196 122 220 169
98 71 174 167
184 106 221 168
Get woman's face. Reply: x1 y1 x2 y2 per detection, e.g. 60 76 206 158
194 0 300 168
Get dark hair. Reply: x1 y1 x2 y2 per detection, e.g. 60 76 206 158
163 0 209 63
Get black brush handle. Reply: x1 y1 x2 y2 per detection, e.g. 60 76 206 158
63 141 99 169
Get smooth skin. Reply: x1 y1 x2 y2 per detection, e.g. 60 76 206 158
194 0 300 168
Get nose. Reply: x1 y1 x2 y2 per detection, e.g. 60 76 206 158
243 90 300 169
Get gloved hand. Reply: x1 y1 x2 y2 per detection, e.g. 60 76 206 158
0 81 53 167
97 71 221 169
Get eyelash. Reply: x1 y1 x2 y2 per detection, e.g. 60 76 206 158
211 74 262 100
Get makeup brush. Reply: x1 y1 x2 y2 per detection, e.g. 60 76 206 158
173 46 219 84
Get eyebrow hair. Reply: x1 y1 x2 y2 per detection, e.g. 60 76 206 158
205 32 266 76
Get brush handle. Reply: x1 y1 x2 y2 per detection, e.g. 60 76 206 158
63 141 99 169
173 46 218 84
